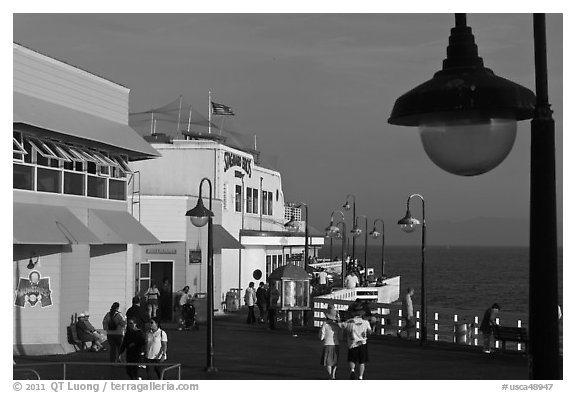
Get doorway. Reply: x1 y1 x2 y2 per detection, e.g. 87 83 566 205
136 260 174 322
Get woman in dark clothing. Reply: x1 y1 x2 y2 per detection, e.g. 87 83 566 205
120 318 146 380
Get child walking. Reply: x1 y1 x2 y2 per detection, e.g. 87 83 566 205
319 306 342 379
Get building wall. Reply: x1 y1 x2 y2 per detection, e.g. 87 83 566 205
89 245 129 320
13 43 129 123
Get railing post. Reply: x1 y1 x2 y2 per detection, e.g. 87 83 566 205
453 314 458 343
517 320 523 352
495 317 501 349
415 310 420 339
434 312 439 341
474 316 479 346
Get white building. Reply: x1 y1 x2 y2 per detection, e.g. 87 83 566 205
13 43 159 355
129 129 325 310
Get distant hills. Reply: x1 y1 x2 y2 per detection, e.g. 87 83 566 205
374 217 563 247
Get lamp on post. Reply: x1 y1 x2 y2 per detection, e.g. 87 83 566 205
285 202 309 271
388 14 558 379
235 172 245 302
342 194 357 264
369 219 386 277
185 177 217 372
325 210 347 285
397 194 426 346
352 215 369 286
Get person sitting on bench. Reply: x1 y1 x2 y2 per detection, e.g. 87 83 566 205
76 311 106 351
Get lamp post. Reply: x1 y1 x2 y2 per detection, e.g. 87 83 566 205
397 194 426 346
388 14 558 379
185 177 217 372
235 172 245 302
285 203 309 270
325 210 347 283
369 219 386 277
342 194 357 264
352 215 369 285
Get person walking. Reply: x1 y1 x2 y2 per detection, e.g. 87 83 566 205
479 303 501 353
397 287 415 339
244 282 257 324
256 282 267 324
319 306 342 379
344 270 359 289
144 317 168 380
176 286 193 330
144 282 161 318
120 318 146 380
267 284 280 330
159 278 172 322
102 302 127 363
126 296 149 330
342 302 372 380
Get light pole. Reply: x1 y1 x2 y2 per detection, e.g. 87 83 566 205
285 202 309 270
388 14 559 378
235 172 245 301
342 194 356 264
185 177 217 372
325 210 347 283
369 219 386 277
397 194 426 346
352 215 369 285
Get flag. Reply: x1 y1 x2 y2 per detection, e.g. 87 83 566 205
211 101 235 116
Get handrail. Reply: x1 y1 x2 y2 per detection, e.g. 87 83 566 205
13 368 41 380
13 361 181 380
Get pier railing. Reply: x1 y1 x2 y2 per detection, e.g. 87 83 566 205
313 289 530 352
12 362 181 380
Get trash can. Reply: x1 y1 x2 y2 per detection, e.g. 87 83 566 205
191 293 207 324
226 290 240 312
454 322 470 344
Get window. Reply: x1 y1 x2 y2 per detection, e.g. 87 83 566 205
235 185 242 212
87 175 107 198
13 163 34 190
13 133 128 200
246 187 258 214
64 172 85 196
37 167 61 193
13 132 27 161
262 191 273 216
109 179 126 200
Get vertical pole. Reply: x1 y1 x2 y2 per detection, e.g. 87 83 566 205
259 177 263 231
204 179 216 372
364 216 368 285
208 91 212 134
529 13 559 379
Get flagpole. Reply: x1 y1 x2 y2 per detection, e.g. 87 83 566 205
208 91 212 134
187 106 192 133
177 95 183 134
150 112 154 135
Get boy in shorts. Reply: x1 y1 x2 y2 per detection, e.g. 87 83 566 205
343 303 372 380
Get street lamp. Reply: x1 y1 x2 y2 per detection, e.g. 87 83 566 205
397 194 426 346
388 14 559 379
285 202 309 270
325 210 347 283
342 194 357 264
235 172 245 304
369 219 386 277
352 215 369 286
185 177 217 372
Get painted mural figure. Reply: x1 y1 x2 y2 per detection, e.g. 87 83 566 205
14 270 52 308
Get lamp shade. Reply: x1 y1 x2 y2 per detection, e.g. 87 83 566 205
397 210 420 233
185 198 213 227
388 16 535 176
370 229 381 239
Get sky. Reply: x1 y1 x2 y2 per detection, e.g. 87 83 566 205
11 10 565 246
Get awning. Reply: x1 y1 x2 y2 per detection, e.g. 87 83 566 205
88 209 159 245
213 224 243 252
13 203 101 245
13 92 159 160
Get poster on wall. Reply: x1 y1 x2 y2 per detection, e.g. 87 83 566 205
14 270 53 308
189 250 202 264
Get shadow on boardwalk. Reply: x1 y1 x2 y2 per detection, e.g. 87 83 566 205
14 312 534 380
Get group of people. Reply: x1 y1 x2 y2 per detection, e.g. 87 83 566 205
318 301 373 380
244 281 280 329
396 286 504 354
75 300 169 380
142 278 173 321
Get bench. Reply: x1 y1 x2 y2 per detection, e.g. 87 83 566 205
493 326 528 351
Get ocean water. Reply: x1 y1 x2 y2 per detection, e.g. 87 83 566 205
317 245 564 326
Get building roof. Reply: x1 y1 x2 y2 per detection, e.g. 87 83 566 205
14 92 159 160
